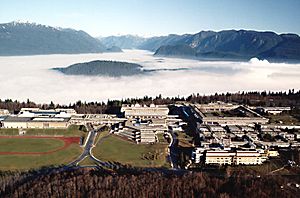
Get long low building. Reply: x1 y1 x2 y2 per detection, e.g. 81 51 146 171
256 107 291 115
235 151 266 165
2 116 70 129
205 151 235 165
204 150 267 165
192 104 268 126
1 108 74 129
70 114 126 125
196 102 240 112
121 104 169 119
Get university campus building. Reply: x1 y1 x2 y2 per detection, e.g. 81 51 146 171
1 108 75 129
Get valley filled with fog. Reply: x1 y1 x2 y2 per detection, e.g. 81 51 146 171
0 50 299 104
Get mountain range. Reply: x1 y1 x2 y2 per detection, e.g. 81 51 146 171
0 21 121 56
102 30 300 62
98 35 147 49
1 21 300 62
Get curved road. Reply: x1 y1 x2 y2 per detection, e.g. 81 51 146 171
68 124 107 167
167 131 179 169
69 124 182 171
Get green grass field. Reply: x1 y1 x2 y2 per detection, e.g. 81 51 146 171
92 135 168 167
0 138 64 153
94 130 110 145
0 144 82 171
156 133 168 144
267 114 300 125
176 131 193 147
226 158 288 176
0 125 86 137
0 128 19 135
78 156 98 166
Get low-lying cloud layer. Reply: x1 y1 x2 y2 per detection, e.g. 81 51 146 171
0 50 299 104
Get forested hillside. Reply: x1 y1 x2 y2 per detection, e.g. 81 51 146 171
53 60 143 77
0 167 299 197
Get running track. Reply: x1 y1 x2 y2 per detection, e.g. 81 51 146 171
0 136 80 155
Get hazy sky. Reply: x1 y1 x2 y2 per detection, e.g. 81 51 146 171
1 0 300 37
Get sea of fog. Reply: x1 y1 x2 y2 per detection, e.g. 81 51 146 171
0 50 299 104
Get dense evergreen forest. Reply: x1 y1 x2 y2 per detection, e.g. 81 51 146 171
0 167 299 198
1 90 300 114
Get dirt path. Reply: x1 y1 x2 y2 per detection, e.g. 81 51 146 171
0 136 80 155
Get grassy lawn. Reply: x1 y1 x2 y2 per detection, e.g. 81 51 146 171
0 125 87 137
226 158 287 175
94 129 110 145
156 133 168 144
78 130 111 167
78 156 97 166
267 114 300 125
0 138 64 153
0 144 82 171
92 135 168 167
0 128 19 136
243 159 284 174
176 131 193 147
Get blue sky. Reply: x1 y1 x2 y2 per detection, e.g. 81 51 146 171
0 0 299 37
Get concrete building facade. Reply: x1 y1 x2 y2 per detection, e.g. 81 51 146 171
121 104 169 119
192 103 268 126
204 150 267 165
1 108 74 129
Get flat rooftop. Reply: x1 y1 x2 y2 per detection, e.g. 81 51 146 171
3 116 70 122
202 106 259 118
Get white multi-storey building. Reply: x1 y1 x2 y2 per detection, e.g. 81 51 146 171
195 150 267 165
205 151 235 165
121 104 169 119
235 151 266 165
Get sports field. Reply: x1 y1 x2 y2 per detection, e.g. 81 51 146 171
92 135 168 167
0 137 64 153
0 136 82 170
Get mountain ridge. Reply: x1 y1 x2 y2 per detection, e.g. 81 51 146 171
98 35 147 49
0 21 121 56
1 21 299 61
149 30 300 62
99 30 300 61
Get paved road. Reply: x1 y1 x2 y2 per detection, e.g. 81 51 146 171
68 124 104 167
69 124 182 171
167 131 179 169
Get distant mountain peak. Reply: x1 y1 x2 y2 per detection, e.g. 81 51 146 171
99 35 148 49
147 29 300 62
7 21 68 32
0 21 110 55
11 20 32 25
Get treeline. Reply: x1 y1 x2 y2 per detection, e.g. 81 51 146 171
186 90 300 107
1 90 300 113
0 167 298 198
0 99 110 114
